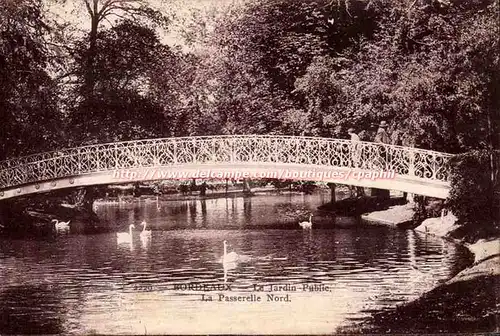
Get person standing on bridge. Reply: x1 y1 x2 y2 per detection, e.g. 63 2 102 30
372 121 391 200
348 128 361 142
373 120 391 170
347 128 365 197
390 126 402 146
374 121 390 144
347 127 361 167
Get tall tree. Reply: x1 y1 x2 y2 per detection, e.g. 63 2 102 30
76 0 168 94
0 0 62 159
69 20 169 144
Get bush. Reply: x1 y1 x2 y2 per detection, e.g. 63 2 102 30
447 150 500 241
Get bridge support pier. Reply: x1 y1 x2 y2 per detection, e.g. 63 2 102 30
243 179 251 194
327 183 336 203
0 200 11 229
371 188 390 200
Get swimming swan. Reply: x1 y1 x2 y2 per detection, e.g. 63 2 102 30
140 220 151 238
52 219 70 233
221 240 239 263
117 224 135 244
299 214 313 229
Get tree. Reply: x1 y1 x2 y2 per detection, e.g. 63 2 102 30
448 150 500 241
0 0 63 159
69 20 169 144
186 45 290 135
178 0 384 136
74 0 168 94
293 55 352 136
54 0 171 145
294 0 498 152
148 50 209 137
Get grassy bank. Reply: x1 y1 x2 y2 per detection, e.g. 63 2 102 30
346 272 499 333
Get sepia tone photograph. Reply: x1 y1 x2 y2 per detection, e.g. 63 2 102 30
0 0 498 334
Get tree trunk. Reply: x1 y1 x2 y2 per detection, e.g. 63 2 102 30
81 187 97 212
84 14 99 96
486 111 496 183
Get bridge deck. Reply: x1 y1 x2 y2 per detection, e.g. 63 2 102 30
0 135 453 199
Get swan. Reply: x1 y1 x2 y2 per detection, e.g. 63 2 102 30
299 214 313 229
117 224 135 244
221 240 239 263
52 219 70 233
140 220 151 238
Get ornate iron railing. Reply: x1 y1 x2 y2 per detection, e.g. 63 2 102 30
0 135 453 189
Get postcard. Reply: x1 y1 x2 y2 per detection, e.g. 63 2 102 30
0 0 498 334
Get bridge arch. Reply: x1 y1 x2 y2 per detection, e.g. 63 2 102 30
0 135 453 199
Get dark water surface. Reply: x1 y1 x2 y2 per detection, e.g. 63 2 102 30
0 194 470 334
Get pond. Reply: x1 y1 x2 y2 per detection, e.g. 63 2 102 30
0 193 470 334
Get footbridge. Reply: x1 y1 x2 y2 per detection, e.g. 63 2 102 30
0 135 453 200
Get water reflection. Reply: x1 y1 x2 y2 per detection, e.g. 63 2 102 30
0 194 471 334
223 261 237 283
140 233 151 251
101 194 328 231
0 285 65 334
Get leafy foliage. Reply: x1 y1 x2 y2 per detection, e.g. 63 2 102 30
69 20 169 144
0 0 63 159
447 150 500 241
293 0 499 151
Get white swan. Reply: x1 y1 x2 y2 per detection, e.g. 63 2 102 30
52 219 70 233
299 214 313 229
140 220 151 238
221 240 239 263
117 224 135 244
